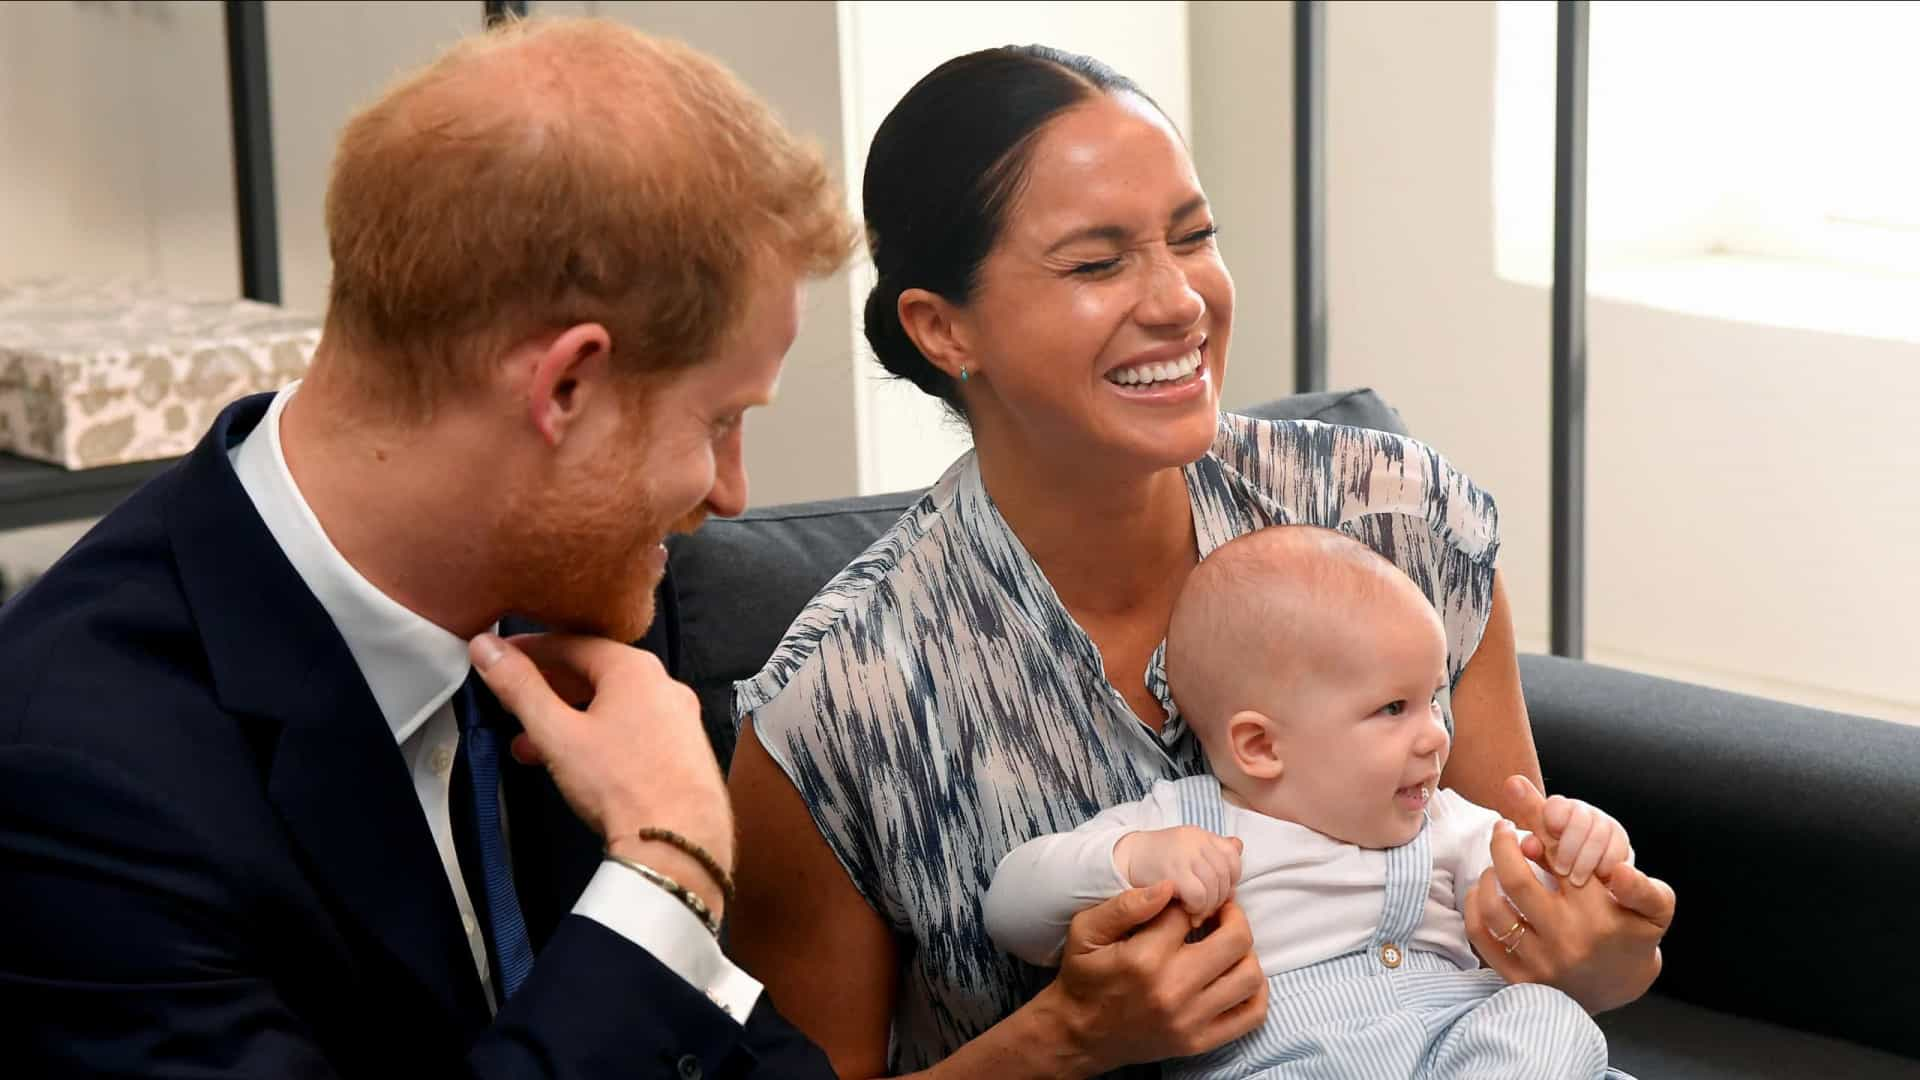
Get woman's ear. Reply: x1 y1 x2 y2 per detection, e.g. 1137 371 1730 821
897 287 973 382
1228 709 1285 781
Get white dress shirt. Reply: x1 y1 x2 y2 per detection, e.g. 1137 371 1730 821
985 778 1544 977
230 382 761 1020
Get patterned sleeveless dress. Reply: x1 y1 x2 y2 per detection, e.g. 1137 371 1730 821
738 413 1501 1074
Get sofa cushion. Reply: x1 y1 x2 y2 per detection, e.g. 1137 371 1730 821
667 388 1409 762
1598 993 1920 1079
1521 653 1920 1063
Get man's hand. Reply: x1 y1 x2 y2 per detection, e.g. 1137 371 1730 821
469 632 733 915
1038 886 1268 1075
1114 827 1243 927
1508 777 1633 888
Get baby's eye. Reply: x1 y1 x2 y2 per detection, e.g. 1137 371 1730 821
1380 700 1407 717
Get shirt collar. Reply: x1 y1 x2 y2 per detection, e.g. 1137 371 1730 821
229 382 473 745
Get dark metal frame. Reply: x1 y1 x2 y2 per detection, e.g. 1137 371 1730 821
484 0 528 27
224 1 280 304
1550 1 1589 658
1293 0 1327 394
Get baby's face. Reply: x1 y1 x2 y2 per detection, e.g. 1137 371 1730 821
1233 600 1452 849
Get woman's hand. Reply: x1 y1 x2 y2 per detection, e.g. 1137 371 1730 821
1035 884 1269 1074
1464 778 1676 1013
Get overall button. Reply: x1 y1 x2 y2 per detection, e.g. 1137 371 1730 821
676 1054 702 1080
1380 943 1403 969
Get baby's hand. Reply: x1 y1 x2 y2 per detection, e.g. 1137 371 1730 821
1113 826 1242 927
1519 793 1633 888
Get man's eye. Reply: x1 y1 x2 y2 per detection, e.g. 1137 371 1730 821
1381 700 1406 717
1177 225 1220 246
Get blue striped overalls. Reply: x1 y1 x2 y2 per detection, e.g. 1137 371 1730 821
1165 777 1626 1080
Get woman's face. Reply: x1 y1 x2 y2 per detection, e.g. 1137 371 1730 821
959 92 1234 475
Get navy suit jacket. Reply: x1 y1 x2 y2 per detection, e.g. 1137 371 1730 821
0 395 830 1078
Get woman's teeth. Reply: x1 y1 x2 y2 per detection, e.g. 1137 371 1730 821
1107 349 1202 386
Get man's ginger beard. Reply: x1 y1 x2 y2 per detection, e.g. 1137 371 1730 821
496 431 706 645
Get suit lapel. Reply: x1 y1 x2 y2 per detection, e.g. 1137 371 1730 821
167 396 491 1037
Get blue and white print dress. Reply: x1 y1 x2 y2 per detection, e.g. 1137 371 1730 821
736 412 1501 1074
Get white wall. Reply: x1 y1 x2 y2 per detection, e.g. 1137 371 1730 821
1310 1 1919 722
590 2 861 505
0 0 238 297
837 0 1193 494
1187 1 1295 414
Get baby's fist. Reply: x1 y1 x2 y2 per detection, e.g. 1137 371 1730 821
1114 826 1243 926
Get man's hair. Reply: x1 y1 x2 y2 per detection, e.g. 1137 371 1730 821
321 15 856 414
1166 525 1436 738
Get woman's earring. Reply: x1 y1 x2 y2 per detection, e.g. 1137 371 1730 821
959 366 970 383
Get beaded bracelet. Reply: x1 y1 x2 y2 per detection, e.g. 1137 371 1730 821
628 826 737 907
606 853 723 937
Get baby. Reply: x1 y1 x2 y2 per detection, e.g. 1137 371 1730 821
984 525 1639 1080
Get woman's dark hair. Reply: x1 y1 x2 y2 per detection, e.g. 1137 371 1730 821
861 45 1159 416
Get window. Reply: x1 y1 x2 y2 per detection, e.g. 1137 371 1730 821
1494 1 1920 338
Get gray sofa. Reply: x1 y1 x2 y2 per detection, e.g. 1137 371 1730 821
658 389 1920 1078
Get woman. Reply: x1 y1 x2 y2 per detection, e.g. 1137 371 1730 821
727 46 1673 1079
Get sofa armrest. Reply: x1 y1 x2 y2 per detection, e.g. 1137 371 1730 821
1518 654 1920 1059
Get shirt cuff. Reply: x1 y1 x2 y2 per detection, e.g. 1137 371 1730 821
574 860 764 1023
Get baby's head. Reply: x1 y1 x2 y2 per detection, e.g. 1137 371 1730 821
1166 525 1451 849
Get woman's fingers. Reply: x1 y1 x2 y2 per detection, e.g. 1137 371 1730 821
1071 882 1178 950
1176 898 1258 986
1466 870 1531 981
1188 950 1269 1050
1601 862 1677 932
1489 820 1553 925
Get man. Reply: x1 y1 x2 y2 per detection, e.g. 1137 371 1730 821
0 17 849 1076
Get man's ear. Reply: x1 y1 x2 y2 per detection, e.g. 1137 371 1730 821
897 288 974 382
525 322 613 447
1228 709 1285 781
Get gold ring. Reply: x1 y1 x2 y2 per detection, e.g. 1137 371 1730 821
1493 919 1525 944
1503 925 1529 954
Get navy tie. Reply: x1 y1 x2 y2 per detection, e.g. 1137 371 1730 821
456 678 535 999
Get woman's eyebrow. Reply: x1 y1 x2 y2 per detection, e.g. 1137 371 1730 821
1044 224 1131 257
1043 196 1213 257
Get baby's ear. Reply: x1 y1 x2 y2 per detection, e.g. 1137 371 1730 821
1228 709 1284 780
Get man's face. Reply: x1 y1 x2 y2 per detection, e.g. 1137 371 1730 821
507 273 801 643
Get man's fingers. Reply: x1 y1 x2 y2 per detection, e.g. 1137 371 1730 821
1071 882 1177 949
470 634 567 739
505 632 662 704
509 732 545 766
